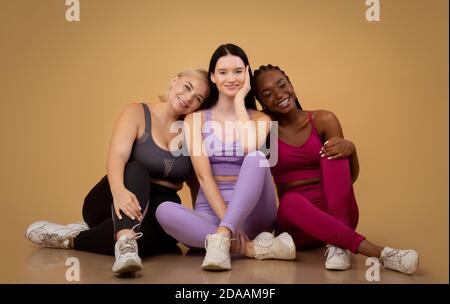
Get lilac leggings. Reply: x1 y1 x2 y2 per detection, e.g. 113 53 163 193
156 151 277 248
276 157 366 254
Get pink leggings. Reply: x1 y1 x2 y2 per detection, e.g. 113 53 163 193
275 157 365 254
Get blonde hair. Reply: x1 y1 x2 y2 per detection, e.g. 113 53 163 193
159 68 209 101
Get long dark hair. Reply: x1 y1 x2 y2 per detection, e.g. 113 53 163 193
252 64 303 112
200 43 257 110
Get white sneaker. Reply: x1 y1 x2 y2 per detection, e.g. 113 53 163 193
253 232 296 260
380 247 419 275
112 233 143 274
325 245 351 270
26 221 89 248
201 234 231 271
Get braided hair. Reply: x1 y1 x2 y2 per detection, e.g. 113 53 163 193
252 64 302 110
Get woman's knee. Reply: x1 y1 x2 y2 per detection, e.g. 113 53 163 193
243 150 270 168
320 156 350 172
123 161 150 197
124 161 148 180
155 201 179 227
82 176 111 226
81 202 94 227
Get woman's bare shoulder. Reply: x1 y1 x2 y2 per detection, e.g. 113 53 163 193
117 102 145 119
248 108 270 121
310 109 338 123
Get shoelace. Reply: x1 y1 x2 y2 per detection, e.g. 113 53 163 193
39 228 83 248
204 234 229 252
118 232 143 257
324 246 346 260
40 233 68 248
255 235 274 249
381 249 405 268
117 224 143 257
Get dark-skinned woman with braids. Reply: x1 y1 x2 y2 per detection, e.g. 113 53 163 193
252 64 419 275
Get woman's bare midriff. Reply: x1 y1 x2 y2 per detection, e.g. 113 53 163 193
149 178 183 191
214 175 238 182
150 176 320 191
276 177 321 195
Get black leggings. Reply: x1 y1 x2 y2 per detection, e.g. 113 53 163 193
73 161 181 256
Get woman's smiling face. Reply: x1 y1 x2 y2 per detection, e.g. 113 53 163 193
255 69 297 114
210 54 246 98
167 74 209 115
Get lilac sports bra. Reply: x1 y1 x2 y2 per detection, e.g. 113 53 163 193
201 109 245 176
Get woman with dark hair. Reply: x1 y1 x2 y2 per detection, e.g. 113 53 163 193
26 68 210 274
200 43 257 110
252 64 419 275
156 45 296 271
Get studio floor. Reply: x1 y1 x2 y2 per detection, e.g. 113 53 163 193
5 241 437 284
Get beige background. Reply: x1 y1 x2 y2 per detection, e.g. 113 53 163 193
0 0 447 283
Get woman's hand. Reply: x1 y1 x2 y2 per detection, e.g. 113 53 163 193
230 230 250 256
234 66 251 103
111 186 142 221
320 137 355 160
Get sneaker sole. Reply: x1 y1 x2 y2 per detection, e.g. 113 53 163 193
26 221 87 243
325 263 351 270
201 262 231 271
113 259 143 274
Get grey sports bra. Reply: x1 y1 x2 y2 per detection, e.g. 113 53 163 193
129 103 193 184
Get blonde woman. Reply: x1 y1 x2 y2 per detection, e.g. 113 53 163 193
26 68 210 274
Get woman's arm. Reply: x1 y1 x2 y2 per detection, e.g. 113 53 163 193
107 103 139 191
184 112 228 219
234 66 271 153
106 103 142 219
314 110 360 183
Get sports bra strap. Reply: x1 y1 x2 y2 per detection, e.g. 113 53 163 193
308 111 322 138
141 103 151 133
307 111 315 128
205 109 212 122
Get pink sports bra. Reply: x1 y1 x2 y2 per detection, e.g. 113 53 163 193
271 111 323 184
